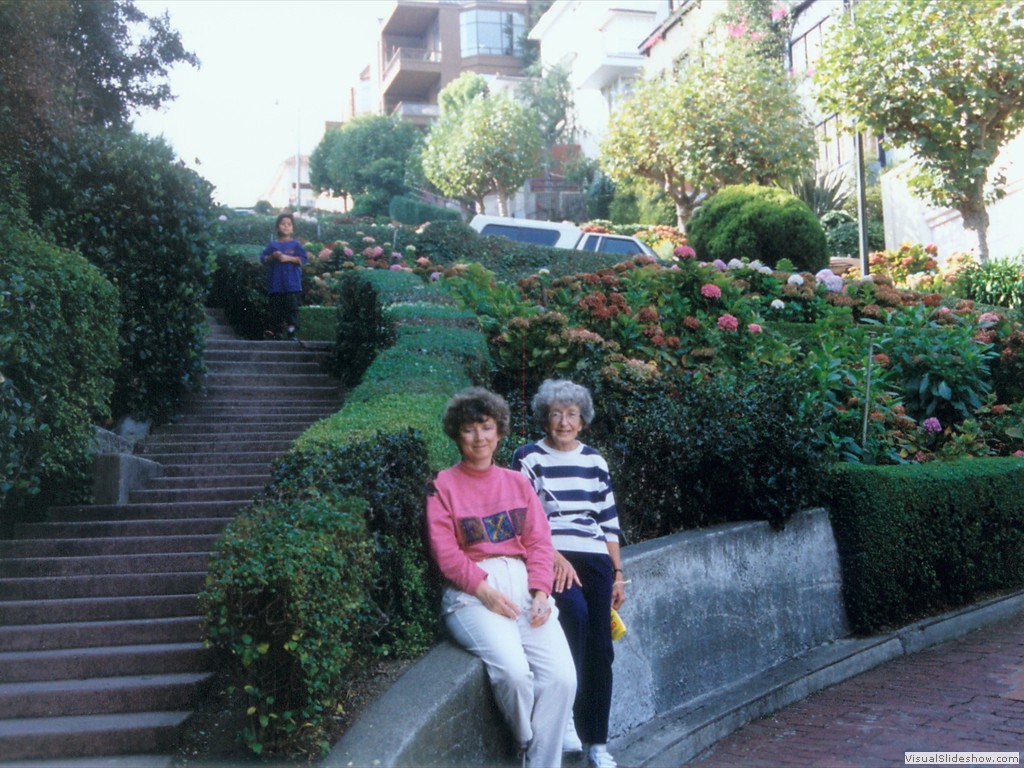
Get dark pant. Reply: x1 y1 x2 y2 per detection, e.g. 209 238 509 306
553 550 615 745
268 291 300 334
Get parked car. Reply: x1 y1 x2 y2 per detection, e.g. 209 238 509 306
469 215 657 258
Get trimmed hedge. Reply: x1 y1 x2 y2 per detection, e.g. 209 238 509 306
201 492 376 757
687 184 828 273
388 195 462 225
1 222 119 522
24 128 215 422
827 458 1024 634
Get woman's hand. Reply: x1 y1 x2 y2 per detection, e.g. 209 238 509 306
474 580 519 620
528 591 552 628
611 579 626 610
552 552 581 594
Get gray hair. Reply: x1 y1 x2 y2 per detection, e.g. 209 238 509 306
531 379 595 428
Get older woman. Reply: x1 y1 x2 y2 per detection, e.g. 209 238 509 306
512 379 625 768
426 387 576 768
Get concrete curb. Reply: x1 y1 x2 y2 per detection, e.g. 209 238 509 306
610 589 1024 767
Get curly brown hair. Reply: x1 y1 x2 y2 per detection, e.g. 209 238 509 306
442 387 510 441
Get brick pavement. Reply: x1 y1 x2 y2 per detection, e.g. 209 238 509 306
687 611 1024 767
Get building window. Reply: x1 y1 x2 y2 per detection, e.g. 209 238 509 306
460 9 524 56
816 113 845 170
602 75 636 116
790 18 828 75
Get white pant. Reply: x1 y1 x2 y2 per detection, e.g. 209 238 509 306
443 557 577 768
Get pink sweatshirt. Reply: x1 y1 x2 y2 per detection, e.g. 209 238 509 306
426 462 555 597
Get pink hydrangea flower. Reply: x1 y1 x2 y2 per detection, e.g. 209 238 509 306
416 256 431 266
979 312 1001 325
389 264 403 271
701 283 722 299
674 245 697 259
343 247 354 257
748 323 762 333
718 314 739 331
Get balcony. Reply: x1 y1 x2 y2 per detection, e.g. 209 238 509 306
390 100 440 127
382 46 443 104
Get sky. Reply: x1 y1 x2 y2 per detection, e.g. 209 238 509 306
132 0 393 207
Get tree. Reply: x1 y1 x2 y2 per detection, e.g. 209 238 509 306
601 42 815 229
815 0 1024 262
422 74 543 216
309 114 422 217
0 0 197 157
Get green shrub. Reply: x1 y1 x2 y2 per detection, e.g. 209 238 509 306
297 306 336 341
825 219 885 259
952 256 1024 309
687 184 828 272
0 220 119 522
588 364 827 539
878 306 996 422
210 248 268 339
269 429 440 655
388 195 462 225
24 128 215 422
328 274 396 386
827 458 1024 634
201 492 376 757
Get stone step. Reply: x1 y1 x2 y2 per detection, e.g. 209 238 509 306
0 594 198 625
143 474 267 490
127 486 260 504
0 552 209 579
0 672 211 719
0 711 189 760
154 463 270 480
139 450 281 467
42 500 244 521
0 643 209 683
0 572 207 601
13 518 231 540
205 359 324 375
136 438 295 456
0 535 219 558
144 424 305 440
0 617 202 652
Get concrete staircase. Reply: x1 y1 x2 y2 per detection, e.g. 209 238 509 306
0 309 342 764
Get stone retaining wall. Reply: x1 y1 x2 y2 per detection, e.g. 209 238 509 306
327 508 847 767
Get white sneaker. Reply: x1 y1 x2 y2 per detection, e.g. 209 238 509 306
563 717 583 752
588 744 617 768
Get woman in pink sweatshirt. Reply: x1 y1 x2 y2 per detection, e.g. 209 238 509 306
426 387 576 768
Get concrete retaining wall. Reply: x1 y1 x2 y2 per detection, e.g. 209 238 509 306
327 508 848 767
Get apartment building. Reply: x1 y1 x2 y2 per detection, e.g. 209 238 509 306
342 0 540 127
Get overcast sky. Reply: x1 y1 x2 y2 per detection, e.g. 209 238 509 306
132 0 392 207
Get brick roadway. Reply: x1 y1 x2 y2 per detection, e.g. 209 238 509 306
688 611 1024 767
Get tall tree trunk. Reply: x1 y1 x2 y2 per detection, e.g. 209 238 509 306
959 196 991 263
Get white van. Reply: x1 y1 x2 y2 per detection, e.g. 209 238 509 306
469 215 657 258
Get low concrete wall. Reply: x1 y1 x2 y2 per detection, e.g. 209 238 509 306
327 508 848 767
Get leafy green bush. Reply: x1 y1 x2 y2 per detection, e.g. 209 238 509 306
687 184 828 272
297 306 336 341
24 127 214 422
952 256 1024 309
268 430 439 657
201 492 376 757
0 220 119 522
827 458 1024 634
825 219 885 259
328 274 396 386
388 195 462 225
210 247 268 339
587 364 827 539
878 306 996 422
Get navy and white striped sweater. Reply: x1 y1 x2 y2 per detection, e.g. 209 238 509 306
511 441 620 555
